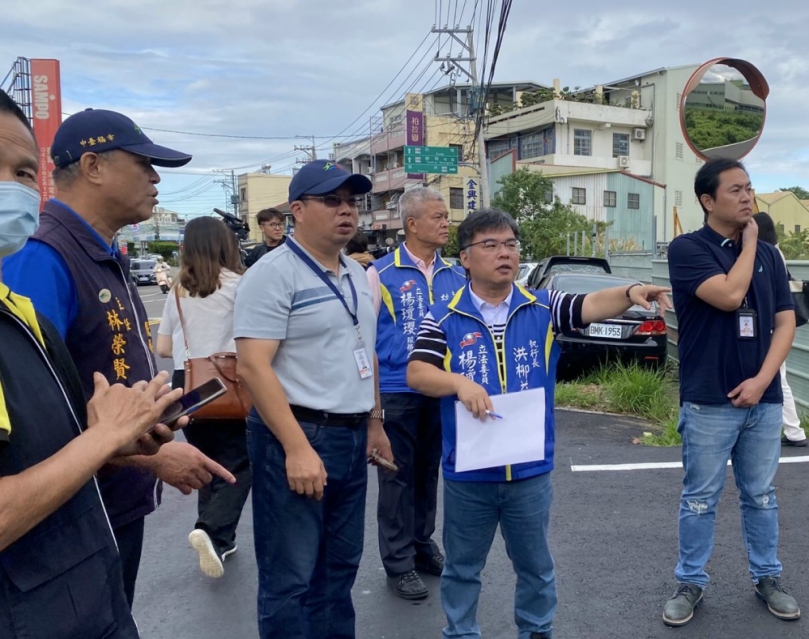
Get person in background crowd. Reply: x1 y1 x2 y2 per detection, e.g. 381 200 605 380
664 159 800 626
153 255 172 293
366 186 466 600
157 217 253 579
407 209 671 639
0 89 187 639
245 207 286 267
753 211 807 447
235 160 393 639
2 107 234 608
345 231 374 269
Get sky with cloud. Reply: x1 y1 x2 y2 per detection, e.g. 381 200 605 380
2 0 808 217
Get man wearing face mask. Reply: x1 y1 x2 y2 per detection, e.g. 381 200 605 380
0 90 189 638
2 107 235 608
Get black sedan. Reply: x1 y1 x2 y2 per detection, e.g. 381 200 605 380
537 272 668 373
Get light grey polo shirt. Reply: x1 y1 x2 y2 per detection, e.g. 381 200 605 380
234 237 377 413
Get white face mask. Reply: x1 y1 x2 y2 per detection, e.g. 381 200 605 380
0 182 40 259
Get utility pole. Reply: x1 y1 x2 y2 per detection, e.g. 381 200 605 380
431 25 491 209
294 135 317 163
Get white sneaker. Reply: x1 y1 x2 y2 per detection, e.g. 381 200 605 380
188 529 224 578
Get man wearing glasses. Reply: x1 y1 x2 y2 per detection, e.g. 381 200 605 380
245 208 286 267
235 160 393 639
407 209 670 639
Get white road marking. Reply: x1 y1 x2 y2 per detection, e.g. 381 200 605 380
570 456 809 472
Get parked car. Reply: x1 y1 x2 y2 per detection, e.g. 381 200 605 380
540 272 668 373
442 256 462 267
525 256 611 289
516 262 538 286
130 259 157 286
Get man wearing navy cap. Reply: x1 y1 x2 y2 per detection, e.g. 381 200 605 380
3 108 235 607
235 160 394 638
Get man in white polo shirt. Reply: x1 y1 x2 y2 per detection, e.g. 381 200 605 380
235 160 393 639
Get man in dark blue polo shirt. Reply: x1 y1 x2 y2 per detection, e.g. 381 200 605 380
664 158 800 626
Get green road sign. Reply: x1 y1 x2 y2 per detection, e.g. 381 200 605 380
404 145 459 174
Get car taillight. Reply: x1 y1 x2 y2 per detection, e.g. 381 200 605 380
636 320 667 336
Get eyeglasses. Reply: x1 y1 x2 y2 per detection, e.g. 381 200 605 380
261 222 284 229
300 195 360 209
462 239 520 253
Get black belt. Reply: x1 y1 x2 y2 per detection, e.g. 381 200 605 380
289 405 369 429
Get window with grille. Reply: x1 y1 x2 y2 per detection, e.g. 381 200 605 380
519 128 555 159
675 190 683 207
628 193 640 209
676 142 684 160
574 129 592 156
572 187 586 205
676 92 682 111
612 133 629 158
544 189 554 204
796 225 801 234
449 188 464 210
604 191 617 207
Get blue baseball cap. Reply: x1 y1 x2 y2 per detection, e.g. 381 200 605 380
51 108 192 168
289 160 372 203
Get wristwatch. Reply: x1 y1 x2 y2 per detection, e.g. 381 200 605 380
625 283 641 298
369 408 385 421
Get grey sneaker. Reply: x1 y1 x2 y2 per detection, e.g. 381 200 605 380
755 577 801 620
662 583 703 627
386 570 428 600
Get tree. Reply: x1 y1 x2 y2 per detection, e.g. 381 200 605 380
443 224 460 258
779 186 809 201
491 168 609 260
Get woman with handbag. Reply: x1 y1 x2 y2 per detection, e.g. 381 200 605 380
156 217 254 578
753 212 808 447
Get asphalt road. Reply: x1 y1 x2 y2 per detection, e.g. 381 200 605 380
133 285 809 639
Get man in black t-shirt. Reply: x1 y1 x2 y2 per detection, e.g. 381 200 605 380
663 159 800 627
245 208 286 267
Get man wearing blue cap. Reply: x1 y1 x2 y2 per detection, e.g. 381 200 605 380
3 108 235 607
235 160 394 639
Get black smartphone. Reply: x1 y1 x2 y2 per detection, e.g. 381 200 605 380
157 378 227 427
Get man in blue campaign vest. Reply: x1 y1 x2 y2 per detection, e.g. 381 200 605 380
407 210 670 639
366 187 466 599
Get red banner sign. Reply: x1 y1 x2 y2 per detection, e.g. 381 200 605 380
29 59 62 207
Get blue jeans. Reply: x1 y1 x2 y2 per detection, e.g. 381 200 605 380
441 473 557 639
247 416 368 639
675 402 783 588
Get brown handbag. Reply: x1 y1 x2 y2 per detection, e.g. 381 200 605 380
175 287 252 420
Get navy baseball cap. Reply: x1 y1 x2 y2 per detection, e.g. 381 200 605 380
51 108 192 169
289 160 372 203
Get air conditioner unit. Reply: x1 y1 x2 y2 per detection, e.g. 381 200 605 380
633 128 646 141
618 155 631 168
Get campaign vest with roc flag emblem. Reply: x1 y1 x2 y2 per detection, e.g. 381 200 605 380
430 283 560 483
374 246 466 393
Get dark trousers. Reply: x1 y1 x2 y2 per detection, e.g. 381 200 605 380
172 370 252 554
247 415 368 639
377 392 442 577
113 516 145 608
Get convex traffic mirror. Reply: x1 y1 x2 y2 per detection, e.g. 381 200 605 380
679 58 768 161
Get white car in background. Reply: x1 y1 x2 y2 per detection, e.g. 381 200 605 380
516 262 538 287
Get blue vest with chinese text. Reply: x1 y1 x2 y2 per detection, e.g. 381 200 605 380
374 247 466 393
431 283 560 482
32 201 159 530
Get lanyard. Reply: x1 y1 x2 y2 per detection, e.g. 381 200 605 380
286 239 361 337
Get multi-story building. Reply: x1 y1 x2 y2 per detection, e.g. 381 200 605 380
118 206 185 246
334 82 545 244
755 191 809 235
237 172 293 243
485 65 708 242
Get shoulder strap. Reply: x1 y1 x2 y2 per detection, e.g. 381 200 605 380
174 286 191 358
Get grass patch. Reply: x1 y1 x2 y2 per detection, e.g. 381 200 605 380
558 361 682 446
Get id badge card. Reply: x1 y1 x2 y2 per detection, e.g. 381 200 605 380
353 342 373 379
737 309 757 339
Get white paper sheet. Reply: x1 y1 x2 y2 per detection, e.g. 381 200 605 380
454 387 546 473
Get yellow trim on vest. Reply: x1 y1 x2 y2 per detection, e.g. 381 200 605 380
545 322 554 371
443 347 452 373
505 465 512 481
393 247 403 268
379 283 396 325
0 283 47 439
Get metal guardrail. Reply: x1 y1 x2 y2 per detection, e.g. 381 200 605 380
609 254 809 412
